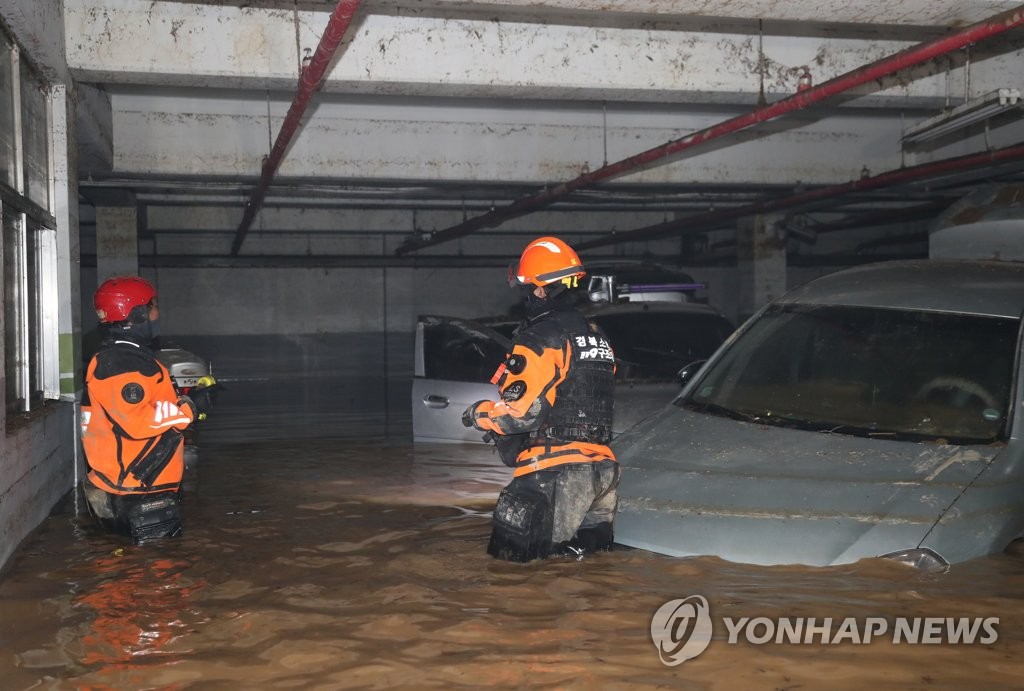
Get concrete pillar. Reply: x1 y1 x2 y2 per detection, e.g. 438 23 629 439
95 201 138 281
52 84 82 401
736 213 786 323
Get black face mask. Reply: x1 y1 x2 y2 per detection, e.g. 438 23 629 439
521 283 571 320
523 288 548 320
108 305 159 347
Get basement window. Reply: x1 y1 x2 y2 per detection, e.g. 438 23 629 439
0 29 59 416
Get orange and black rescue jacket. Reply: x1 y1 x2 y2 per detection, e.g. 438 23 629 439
82 340 193 495
472 307 616 477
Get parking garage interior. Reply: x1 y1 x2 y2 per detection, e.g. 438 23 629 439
1 1 1024 684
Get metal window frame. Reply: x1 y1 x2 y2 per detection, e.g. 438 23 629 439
9 43 21 196
36 225 58 400
6 209 29 412
0 30 59 415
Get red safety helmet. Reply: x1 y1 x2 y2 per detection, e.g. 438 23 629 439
510 236 586 288
94 276 157 323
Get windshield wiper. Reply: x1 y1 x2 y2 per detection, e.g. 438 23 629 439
685 400 999 444
684 401 765 424
688 405 889 436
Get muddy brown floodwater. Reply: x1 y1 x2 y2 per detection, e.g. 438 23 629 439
2 438 1024 689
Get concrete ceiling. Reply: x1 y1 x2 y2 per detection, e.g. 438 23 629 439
48 0 1024 260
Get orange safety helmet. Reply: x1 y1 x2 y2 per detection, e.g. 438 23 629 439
510 236 586 288
94 276 157 324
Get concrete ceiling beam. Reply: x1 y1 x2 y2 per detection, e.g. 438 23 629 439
64 0 1021 107
108 97 932 186
1 0 68 83
382 0 1024 27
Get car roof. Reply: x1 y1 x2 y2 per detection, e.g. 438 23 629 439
582 300 728 320
779 259 1024 318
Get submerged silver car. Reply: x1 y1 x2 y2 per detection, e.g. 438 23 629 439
412 302 734 444
614 259 1024 568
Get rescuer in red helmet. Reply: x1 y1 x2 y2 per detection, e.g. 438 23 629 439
81 276 211 542
463 236 619 562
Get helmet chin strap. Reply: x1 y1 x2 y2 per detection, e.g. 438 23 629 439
544 282 569 301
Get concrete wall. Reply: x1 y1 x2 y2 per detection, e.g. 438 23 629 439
106 258 741 445
74 202 732 445
0 1 80 573
0 406 77 572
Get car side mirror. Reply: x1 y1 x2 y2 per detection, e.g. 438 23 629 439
676 360 706 387
587 274 615 303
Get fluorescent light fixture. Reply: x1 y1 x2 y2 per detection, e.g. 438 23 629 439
902 88 1022 145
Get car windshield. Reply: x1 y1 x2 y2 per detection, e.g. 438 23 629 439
683 304 1019 444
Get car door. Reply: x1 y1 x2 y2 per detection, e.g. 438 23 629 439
412 315 512 443
591 308 735 435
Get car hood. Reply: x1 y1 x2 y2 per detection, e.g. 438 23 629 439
613 406 1003 566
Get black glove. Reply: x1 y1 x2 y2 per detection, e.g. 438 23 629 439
462 400 488 428
177 395 198 419
488 432 529 468
189 384 219 416
178 384 219 421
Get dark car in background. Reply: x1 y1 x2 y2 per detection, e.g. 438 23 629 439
576 259 710 304
412 300 734 443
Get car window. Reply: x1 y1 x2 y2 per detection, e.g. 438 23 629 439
593 312 733 382
685 304 1018 444
421 320 510 383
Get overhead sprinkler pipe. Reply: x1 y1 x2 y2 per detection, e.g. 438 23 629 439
231 0 364 255
395 3 1024 255
574 142 1024 250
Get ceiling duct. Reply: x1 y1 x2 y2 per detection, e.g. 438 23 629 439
902 88 1023 145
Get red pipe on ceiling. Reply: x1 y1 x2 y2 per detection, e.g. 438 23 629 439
574 142 1024 250
231 0 364 255
395 3 1024 255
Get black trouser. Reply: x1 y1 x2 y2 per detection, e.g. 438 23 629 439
488 460 619 562
84 479 183 544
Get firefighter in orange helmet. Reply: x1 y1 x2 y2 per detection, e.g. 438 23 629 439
463 236 619 562
81 276 209 543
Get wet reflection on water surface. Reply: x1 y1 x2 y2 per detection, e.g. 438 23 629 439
2 438 1024 689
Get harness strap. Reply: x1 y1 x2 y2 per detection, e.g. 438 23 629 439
531 424 612 444
88 468 181 494
513 447 615 477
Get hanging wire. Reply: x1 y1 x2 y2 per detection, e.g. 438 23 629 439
602 100 609 166
899 111 906 167
757 20 767 107
293 0 303 75
963 44 972 102
265 90 273 153
944 55 953 110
